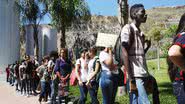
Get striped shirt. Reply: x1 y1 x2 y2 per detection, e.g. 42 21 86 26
121 23 149 77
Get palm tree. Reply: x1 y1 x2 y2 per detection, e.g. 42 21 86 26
16 0 47 59
43 0 91 49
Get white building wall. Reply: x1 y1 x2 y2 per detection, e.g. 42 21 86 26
42 26 57 55
25 25 57 61
0 0 20 69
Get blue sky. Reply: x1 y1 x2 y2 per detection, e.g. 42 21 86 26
41 0 185 24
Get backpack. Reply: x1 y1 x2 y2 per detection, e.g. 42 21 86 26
93 57 101 83
114 24 134 67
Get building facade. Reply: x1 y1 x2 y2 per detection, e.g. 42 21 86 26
0 0 20 69
25 25 57 61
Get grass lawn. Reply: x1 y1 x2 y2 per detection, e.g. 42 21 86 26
69 58 177 104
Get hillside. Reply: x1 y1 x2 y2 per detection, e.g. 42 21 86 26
65 5 185 49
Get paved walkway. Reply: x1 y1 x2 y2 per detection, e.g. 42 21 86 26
0 72 39 104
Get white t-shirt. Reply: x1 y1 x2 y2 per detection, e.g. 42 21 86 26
87 56 99 80
99 51 118 75
47 60 55 68
76 58 89 82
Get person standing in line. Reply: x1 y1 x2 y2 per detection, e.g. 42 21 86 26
75 49 90 104
99 46 119 104
121 4 156 104
54 48 72 103
37 56 50 103
19 60 27 96
6 64 10 82
14 61 20 91
168 13 185 104
85 47 100 104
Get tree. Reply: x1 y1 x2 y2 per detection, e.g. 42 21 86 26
164 24 178 38
148 26 165 70
16 0 47 59
43 0 91 49
118 0 128 27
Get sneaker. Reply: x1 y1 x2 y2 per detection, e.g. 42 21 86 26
21 93 24 96
26 94 29 97
45 100 51 104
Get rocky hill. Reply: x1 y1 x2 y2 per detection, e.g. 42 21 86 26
65 5 185 49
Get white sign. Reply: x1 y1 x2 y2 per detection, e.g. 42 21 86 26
96 33 118 48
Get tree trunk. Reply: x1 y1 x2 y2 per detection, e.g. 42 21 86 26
118 0 128 27
60 26 66 48
57 26 66 52
57 30 61 52
33 25 39 60
157 42 160 70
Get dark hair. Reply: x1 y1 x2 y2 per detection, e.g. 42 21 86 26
130 4 144 20
167 13 185 82
176 13 185 34
42 55 50 62
89 47 97 54
173 13 185 43
80 48 88 54
49 51 58 62
60 48 68 56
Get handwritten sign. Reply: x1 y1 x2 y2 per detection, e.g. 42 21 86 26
96 33 118 48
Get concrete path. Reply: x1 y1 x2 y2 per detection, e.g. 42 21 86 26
0 71 39 104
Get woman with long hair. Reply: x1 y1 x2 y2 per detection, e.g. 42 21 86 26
168 13 185 104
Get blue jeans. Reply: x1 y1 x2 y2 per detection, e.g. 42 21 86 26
100 71 119 104
129 78 150 104
79 81 99 104
51 78 59 103
40 81 47 98
172 81 185 104
40 81 50 99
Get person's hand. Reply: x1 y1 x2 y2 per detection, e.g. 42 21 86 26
129 79 137 93
78 80 83 86
108 47 113 55
146 39 151 47
86 80 92 88
60 77 65 82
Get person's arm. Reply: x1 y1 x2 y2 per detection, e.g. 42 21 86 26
47 61 52 72
120 24 134 79
168 45 185 70
144 39 151 54
122 46 133 79
103 48 114 69
19 67 22 80
56 71 62 79
75 59 83 86
87 62 101 83
54 59 62 80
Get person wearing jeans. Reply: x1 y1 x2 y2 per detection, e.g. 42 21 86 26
85 47 100 104
75 49 89 104
37 56 49 103
19 61 27 95
99 46 119 104
121 4 156 104
168 13 185 104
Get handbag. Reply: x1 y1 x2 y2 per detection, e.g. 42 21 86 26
70 68 78 86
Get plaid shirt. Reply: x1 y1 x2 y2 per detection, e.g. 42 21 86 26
121 23 149 77
174 32 185 81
